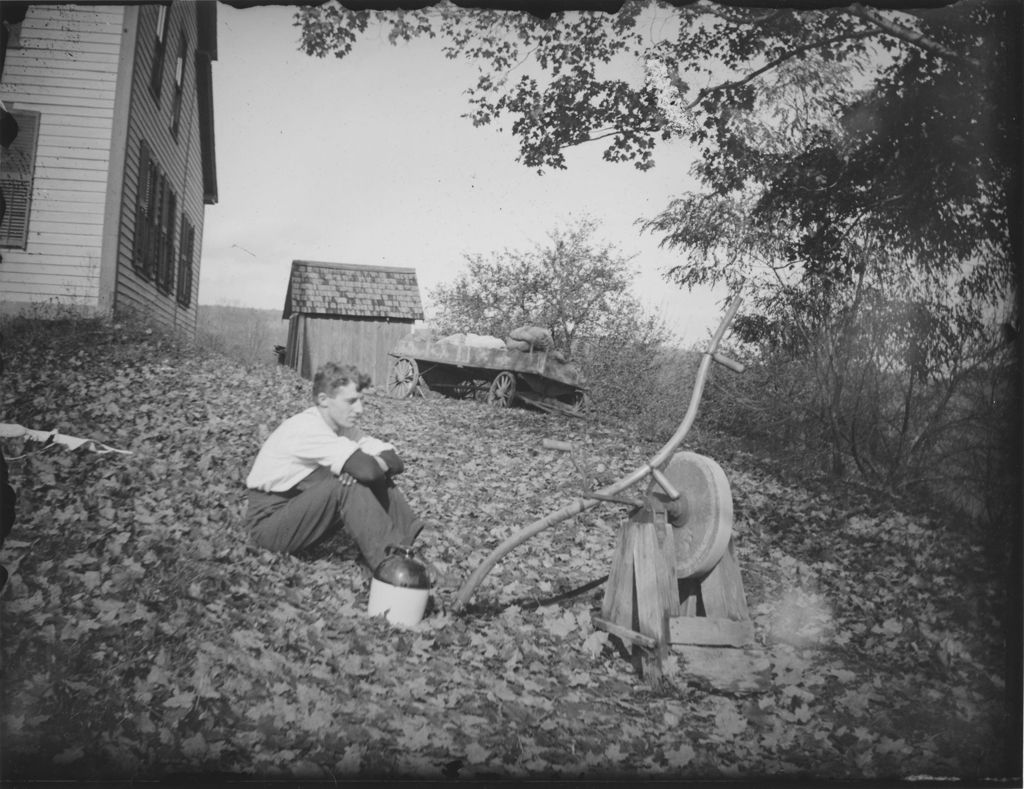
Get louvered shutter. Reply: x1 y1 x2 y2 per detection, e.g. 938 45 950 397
0 109 40 248
170 33 186 138
149 4 170 100
134 140 154 273
176 216 194 308
157 185 176 294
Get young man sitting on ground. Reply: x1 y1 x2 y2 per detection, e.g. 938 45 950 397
242 361 424 570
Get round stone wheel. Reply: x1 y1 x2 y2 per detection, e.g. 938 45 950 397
651 451 733 580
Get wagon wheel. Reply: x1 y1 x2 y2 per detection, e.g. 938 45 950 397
487 371 517 408
557 390 589 418
387 357 420 399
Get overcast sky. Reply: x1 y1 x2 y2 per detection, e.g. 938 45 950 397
198 4 726 343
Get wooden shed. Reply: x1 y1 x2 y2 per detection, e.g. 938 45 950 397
283 260 424 386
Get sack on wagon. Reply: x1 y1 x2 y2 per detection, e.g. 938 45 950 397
439 332 506 350
507 326 553 353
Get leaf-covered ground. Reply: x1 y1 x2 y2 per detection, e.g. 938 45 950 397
0 318 1017 781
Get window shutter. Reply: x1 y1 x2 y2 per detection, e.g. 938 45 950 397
170 32 187 139
157 186 176 294
149 4 170 101
176 216 194 308
133 139 154 273
135 150 162 281
0 109 40 249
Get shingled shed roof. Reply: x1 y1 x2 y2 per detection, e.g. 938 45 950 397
283 260 424 321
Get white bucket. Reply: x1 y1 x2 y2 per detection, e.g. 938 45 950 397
367 578 429 627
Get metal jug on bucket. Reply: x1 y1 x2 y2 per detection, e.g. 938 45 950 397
367 545 431 626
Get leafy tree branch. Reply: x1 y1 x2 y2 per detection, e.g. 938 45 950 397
848 3 984 68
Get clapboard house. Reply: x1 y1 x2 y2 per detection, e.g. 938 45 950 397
0 2 217 337
283 260 424 386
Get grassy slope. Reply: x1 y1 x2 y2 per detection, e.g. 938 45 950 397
0 317 1015 780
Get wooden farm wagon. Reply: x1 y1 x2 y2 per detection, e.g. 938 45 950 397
386 335 587 416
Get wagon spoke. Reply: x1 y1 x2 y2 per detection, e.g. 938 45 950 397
452 379 475 400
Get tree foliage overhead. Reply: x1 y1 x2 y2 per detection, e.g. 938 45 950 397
296 0 1019 307
296 2 1018 179
642 0 1018 302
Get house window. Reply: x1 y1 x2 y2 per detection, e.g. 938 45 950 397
133 138 177 294
3 16 23 50
170 32 187 139
0 3 27 80
149 3 171 101
0 109 40 249
176 216 195 308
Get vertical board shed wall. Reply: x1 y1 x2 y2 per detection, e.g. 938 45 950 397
290 316 413 387
0 4 123 309
115 3 205 338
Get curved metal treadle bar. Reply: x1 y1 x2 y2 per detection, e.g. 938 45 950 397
452 296 745 611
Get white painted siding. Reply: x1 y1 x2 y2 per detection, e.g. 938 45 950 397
0 4 124 310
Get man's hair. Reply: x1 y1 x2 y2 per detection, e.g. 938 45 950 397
312 362 371 400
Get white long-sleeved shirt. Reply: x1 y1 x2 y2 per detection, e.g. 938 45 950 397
245 406 395 493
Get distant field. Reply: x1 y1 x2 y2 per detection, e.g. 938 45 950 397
197 304 288 367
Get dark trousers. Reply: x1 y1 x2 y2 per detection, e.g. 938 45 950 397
242 467 423 569
1 451 14 546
